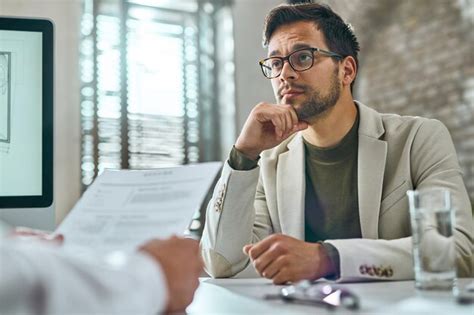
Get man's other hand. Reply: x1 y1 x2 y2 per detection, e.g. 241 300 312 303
243 234 334 284
235 103 308 160
140 236 203 313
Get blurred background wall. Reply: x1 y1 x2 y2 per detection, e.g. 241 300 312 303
323 0 474 206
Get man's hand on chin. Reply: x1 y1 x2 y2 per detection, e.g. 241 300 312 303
243 234 334 284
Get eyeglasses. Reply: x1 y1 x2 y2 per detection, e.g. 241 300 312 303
259 47 343 79
265 281 360 310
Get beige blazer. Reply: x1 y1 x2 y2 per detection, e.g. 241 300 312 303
201 102 473 281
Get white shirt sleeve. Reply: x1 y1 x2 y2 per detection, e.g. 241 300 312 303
0 240 168 315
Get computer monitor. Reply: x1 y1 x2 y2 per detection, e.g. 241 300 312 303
0 17 54 230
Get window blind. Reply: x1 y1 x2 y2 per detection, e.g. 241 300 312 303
80 0 235 188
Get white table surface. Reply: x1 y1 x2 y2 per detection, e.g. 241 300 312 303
187 278 473 314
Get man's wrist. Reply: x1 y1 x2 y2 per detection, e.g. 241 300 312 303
234 143 261 161
318 242 341 280
228 145 260 170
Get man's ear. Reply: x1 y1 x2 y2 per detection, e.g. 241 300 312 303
341 56 357 87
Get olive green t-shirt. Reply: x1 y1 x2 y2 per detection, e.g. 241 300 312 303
304 112 362 244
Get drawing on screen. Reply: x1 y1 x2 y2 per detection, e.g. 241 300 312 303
0 52 11 144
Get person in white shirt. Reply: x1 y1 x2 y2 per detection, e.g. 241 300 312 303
0 226 203 315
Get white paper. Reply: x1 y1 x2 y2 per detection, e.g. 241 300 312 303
56 162 222 255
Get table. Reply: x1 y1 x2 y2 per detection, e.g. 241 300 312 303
187 278 473 314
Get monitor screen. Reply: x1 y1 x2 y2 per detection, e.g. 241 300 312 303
0 17 53 211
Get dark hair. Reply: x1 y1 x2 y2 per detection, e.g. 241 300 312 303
263 3 360 90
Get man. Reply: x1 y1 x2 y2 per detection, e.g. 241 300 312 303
200 3 472 284
0 225 203 314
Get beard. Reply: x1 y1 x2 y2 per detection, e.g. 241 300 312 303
280 67 341 123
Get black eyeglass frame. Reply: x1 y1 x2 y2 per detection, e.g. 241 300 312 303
258 47 344 79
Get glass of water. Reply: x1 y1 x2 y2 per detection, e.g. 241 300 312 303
406 188 456 290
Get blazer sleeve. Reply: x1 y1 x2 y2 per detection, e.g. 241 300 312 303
0 241 167 315
327 119 473 281
200 161 273 278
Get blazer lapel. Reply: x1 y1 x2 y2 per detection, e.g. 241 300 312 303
276 134 305 240
356 101 387 239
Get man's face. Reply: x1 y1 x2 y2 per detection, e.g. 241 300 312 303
267 21 342 122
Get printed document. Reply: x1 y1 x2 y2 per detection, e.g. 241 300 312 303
56 162 222 254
